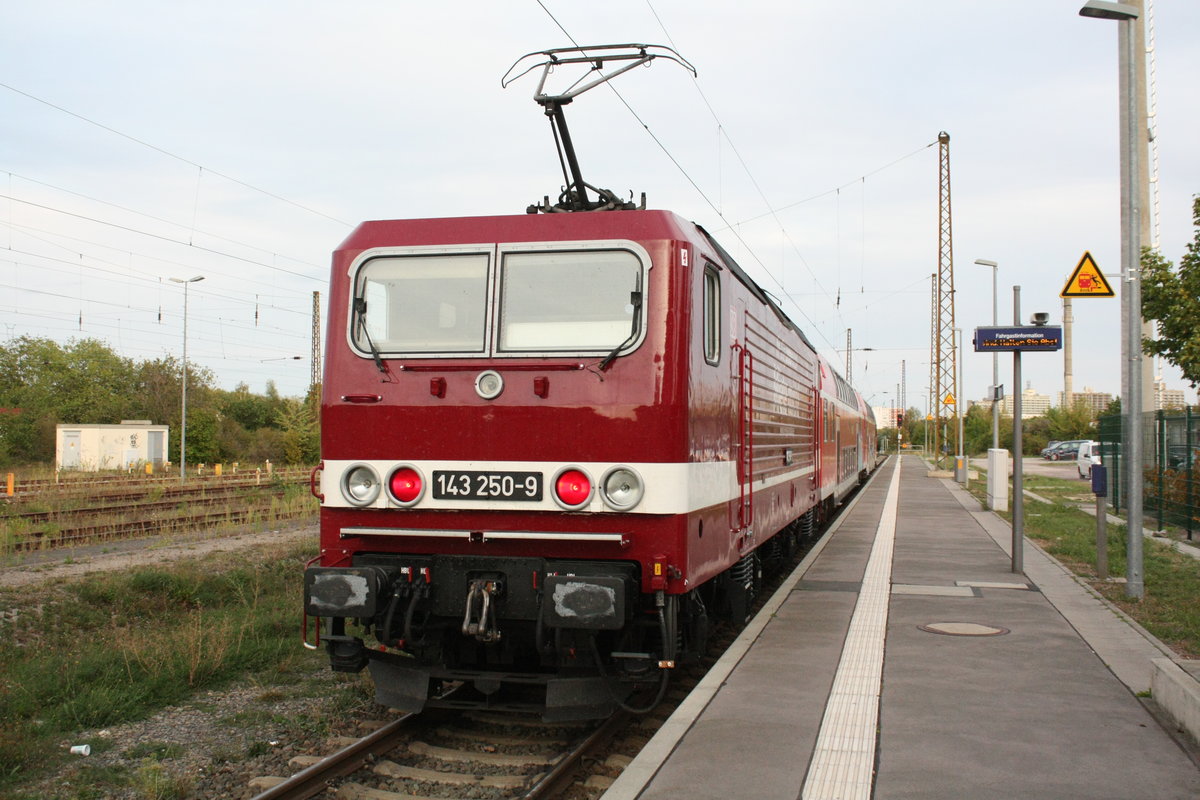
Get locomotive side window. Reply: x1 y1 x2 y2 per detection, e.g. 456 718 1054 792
703 266 720 365
497 250 643 352
353 254 489 354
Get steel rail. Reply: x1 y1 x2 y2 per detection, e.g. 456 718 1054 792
522 710 631 799
248 713 415 800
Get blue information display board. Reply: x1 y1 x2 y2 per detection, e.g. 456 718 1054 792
972 326 1063 352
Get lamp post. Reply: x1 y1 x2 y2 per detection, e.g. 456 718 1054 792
1079 0 1143 598
975 259 1000 450
170 275 204 482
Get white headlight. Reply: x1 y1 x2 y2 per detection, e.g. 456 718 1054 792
341 464 381 506
475 370 504 400
600 466 644 510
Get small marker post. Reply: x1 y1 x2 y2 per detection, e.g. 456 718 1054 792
1092 464 1109 580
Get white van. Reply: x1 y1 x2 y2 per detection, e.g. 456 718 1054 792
1076 440 1101 479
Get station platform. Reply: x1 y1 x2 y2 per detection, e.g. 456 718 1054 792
601 454 1200 800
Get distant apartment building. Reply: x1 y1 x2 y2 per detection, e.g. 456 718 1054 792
999 384 1051 418
1059 387 1113 416
873 406 901 427
1154 380 1187 410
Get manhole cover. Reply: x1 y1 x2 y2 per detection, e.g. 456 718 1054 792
918 622 1010 637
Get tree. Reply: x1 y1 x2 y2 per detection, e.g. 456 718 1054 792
1044 401 1096 441
221 383 276 431
277 398 319 465
0 337 139 463
1010 416 1052 456
1142 196 1200 388
962 404 994 456
0 336 309 468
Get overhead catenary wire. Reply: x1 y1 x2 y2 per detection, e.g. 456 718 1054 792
4 170 326 272
1 193 324 283
0 82 334 395
5 223 318 307
0 81 353 230
0 278 309 343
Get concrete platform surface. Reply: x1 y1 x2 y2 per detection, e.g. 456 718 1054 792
602 455 1200 800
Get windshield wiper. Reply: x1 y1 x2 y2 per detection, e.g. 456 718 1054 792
354 298 387 374
599 274 643 372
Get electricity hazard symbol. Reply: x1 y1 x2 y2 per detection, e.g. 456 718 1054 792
1061 251 1115 298
943 393 956 407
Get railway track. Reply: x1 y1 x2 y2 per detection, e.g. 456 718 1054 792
229 478 862 800
240 509 832 800
2 469 310 503
247 707 629 800
0 471 314 550
10 505 315 549
7 482 305 524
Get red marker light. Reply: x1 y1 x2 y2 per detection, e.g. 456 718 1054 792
555 469 592 507
389 466 423 504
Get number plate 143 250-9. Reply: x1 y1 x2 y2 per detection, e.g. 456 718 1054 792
431 470 543 501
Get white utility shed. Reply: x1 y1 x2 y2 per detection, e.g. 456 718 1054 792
55 421 169 471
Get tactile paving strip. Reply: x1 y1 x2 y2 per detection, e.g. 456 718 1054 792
801 460 901 800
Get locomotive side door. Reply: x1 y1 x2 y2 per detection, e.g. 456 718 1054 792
729 298 753 541
813 392 823 497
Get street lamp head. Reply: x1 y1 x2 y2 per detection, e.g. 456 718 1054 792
974 258 998 268
170 275 205 284
1079 1 1138 20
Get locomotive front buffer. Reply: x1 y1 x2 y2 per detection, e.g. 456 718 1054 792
303 555 663 720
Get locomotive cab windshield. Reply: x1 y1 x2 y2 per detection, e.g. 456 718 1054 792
349 244 648 360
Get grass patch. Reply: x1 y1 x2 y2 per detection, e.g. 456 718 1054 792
0 539 321 794
969 471 1200 658
131 760 193 800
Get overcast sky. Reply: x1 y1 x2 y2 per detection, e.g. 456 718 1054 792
2 1 1197 415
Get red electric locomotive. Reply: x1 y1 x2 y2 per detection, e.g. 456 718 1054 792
303 45 876 720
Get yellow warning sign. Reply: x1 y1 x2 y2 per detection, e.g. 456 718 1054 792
1061 251 1115 298
943 393 956 407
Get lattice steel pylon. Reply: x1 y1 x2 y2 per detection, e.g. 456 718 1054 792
311 290 322 392
932 132 956 469
845 328 852 384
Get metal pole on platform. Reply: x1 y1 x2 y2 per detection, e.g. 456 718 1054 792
1079 0 1143 598
956 327 966 486
1011 286 1024 574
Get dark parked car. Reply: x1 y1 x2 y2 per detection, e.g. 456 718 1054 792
1047 440 1085 461
1040 440 1062 458
1167 445 1197 470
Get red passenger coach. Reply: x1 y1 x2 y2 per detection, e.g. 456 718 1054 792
305 209 875 719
